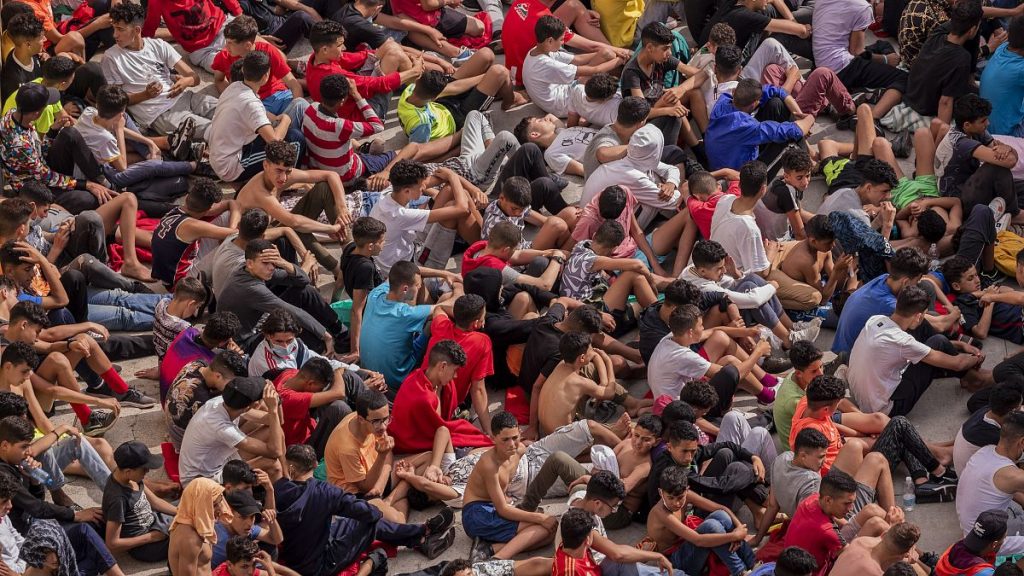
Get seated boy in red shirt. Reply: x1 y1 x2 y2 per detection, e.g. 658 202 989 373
213 536 274 576
390 0 486 55
212 16 303 115
143 0 240 72
684 170 740 241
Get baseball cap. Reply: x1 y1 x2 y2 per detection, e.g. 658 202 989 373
223 376 265 409
113 441 163 470
15 83 61 114
964 509 1009 553
225 489 263 517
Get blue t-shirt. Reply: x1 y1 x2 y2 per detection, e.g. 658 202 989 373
832 274 897 353
212 523 262 566
358 282 433 389
980 44 1024 136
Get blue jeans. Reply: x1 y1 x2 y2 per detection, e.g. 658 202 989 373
263 89 294 115
87 289 163 331
63 522 118 576
39 436 110 491
101 158 193 189
668 510 755 576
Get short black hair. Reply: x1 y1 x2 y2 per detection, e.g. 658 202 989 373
225 535 260 564
491 410 519 435
203 312 241 344
949 0 983 35
440 560 473 576
41 55 78 82
586 469 626 502
884 563 917 576
535 14 566 42
663 279 699 307
584 73 618 100
714 44 743 76
660 400 696 428
95 84 129 119
309 20 345 51
597 186 628 220
388 260 420 288
954 93 993 127
1001 411 1024 443
319 74 351 106
733 78 763 109
513 116 538 145
889 247 929 280
0 392 28 419
487 221 523 249
261 308 301 336
658 465 689 495
352 217 386 245
739 161 768 198
688 171 718 197
222 459 257 485
244 238 274 261
804 215 834 241
0 416 34 444
453 294 486 328
708 22 737 46
859 158 899 188
665 420 699 444
917 209 947 243
0 2 34 30
776 547 819 576
428 339 467 367
185 177 223 212
567 306 603 334
635 413 663 436
265 140 298 166
0 469 20 500
820 468 858 498
788 340 823 370
617 97 651 126
692 240 727 268
414 70 449 100
297 357 334 389
172 277 207 307
679 381 718 411
560 507 595 549
108 1 145 26
793 428 829 452
238 208 270 242
782 147 813 173
668 304 701 335
1 341 38 371
805 374 846 404
640 22 673 46
17 182 53 206
224 15 260 42
500 177 532 207
895 285 931 315
940 255 974 290
593 220 625 247
558 332 592 363
8 12 42 40
1009 14 1024 50
285 444 318 473
9 302 49 329
355 390 388 418
242 50 271 83
0 199 33 238
989 383 1024 416
390 160 430 189
210 351 248 377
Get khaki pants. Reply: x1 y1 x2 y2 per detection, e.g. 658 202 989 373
767 268 821 311
291 182 340 273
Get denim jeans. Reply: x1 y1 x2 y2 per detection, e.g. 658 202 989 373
668 510 755 576
101 158 193 189
87 289 164 331
63 522 118 576
39 437 111 491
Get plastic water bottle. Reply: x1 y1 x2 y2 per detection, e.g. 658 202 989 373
902 476 915 512
928 243 940 271
21 460 54 488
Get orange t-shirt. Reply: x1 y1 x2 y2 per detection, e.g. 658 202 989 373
788 397 842 475
323 411 378 493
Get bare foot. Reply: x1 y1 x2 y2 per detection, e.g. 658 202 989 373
148 479 181 499
121 261 155 283
134 366 159 380
609 412 632 439
502 91 529 110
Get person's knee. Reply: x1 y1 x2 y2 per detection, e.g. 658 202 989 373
699 517 727 534
863 450 888 471
872 136 891 156
862 515 889 535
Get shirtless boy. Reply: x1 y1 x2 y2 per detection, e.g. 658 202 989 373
538 332 652 436
235 140 351 290
772 215 857 312
461 411 559 561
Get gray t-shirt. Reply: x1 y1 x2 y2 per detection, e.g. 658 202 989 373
771 452 820 516
582 125 622 179
817 187 870 226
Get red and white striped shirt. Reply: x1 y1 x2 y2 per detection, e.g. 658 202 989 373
302 98 383 182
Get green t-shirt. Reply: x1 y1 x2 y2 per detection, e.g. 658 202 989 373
772 374 806 446
396 83 457 143
1 78 61 135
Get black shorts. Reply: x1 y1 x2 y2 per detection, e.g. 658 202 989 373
437 88 492 128
823 154 872 194
437 6 469 37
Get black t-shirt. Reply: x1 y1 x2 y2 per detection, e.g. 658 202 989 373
704 3 771 50
825 154 872 194
961 406 1002 449
956 293 1024 345
904 27 972 116
517 303 567 390
102 479 157 538
0 53 41 104
340 242 384 296
621 56 681 105
764 179 799 214
336 2 391 49
304 0 347 21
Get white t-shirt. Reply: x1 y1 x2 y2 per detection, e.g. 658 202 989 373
647 334 712 399
0 516 25 573
368 191 430 275
556 491 608 564
178 395 248 485
710 195 770 275
100 38 181 127
567 85 621 128
544 126 597 174
523 50 577 117
75 107 120 165
817 187 870 225
812 0 874 73
846 315 932 414
208 81 271 182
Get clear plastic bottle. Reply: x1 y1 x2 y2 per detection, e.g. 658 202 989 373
902 476 915 512
928 243 940 271
21 460 54 488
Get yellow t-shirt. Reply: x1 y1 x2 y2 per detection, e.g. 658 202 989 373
397 83 457 143
2 78 61 135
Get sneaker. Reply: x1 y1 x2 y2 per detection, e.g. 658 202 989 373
424 506 455 536
996 212 1012 234
193 159 218 179
452 47 474 67
789 317 823 344
118 386 157 409
761 355 792 374
823 351 849 376
929 467 958 485
188 141 207 163
83 409 118 437
759 326 784 350
890 130 912 159
366 549 388 576
168 117 196 161
469 536 494 564
835 113 856 131
416 527 456 559
989 196 1007 221
915 479 957 503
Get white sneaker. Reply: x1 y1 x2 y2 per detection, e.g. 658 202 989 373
990 197 1007 222
997 212 1012 234
789 317 823 344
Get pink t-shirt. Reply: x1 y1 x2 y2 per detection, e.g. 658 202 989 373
572 187 639 258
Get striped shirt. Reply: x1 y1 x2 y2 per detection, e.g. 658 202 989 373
302 98 383 183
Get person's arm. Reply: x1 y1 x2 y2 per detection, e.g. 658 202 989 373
307 374 350 407
143 484 178 515
848 29 866 58
18 242 69 310
526 373 549 440
281 72 303 99
235 382 286 459
105 519 167 554
257 117 288 143
213 70 230 94
425 168 471 223
272 0 322 20
176 218 238 244
512 255 564 292
359 436 395 496
817 253 853 302
657 502 745 547
631 215 666 275
973 141 1019 169
575 57 622 78
752 484 780 546
253 189 341 235
579 349 618 401
482 460 554 527
595 143 628 164
12 380 55 434
937 96 955 124
349 288 370 358
922 348 981 371
764 18 811 37
469 378 491 435
591 532 674 572
169 59 201 99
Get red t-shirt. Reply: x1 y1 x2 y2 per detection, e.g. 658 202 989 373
788 396 842 475
686 180 740 239
212 41 290 100
390 0 440 25
142 0 240 53
273 369 316 446
421 315 494 404
503 0 574 85
305 55 401 116
212 563 257 576
552 546 601 576
783 493 843 576
461 241 509 276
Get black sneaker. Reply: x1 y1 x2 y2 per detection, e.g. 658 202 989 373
193 160 218 179
169 117 197 161
188 141 207 163
823 352 849 377
890 130 912 159
469 536 494 564
424 505 455 536
915 480 957 503
929 467 958 485
83 409 118 437
118 386 157 409
416 527 455 559
366 548 388 576
761 355 792 374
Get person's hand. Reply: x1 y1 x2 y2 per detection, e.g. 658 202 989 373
544 249 568 259
340 351 360 364
256 550 274 569
53 110 76 129
74 507 103 523
879 201 896 222
262 508 277 526
85 181 118 204
147 139 162 160
394 459 414 479
367 170 391 191
52 222 71 253
724 255 741 278
167 76 193 98
613 46 633 61
798 23 812 38
425 26 447 51
13 241 46 267
585 9 600 25
261 35 285 48
886 505 905 525
374 433 395 454
988 27 1008 52
322 333 337 360
658 182 677 201
751 456 765 481
795 113 815 135
253 467 273 488
143 81 163 99
263 381 280 410
541 515 559 533
522 425 539 442
346 77 363 102
834 253 854 276
730 524 749 547
0 559 17 576
947 305 962 322
67 335 89 358
754 339 772 357
97 396 121 417
364 371 388 392
767 280 780 290
445 270 463 286
424 464 443 483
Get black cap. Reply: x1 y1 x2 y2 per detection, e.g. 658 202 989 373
964 509 1009 553
15 83 60 114
113 441 163 470
225 489 263 517
223 377 265 409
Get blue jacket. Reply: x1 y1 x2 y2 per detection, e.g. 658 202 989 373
705 87 804 170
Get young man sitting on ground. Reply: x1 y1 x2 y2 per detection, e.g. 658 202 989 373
482 177 575 253
953 383 1023 473
211 16 303 114
757 147 817 242
165 350 248 449
943 256 1024 345
769 216 858 312
557 504 674 575
830 522 927 576
339 217 386 364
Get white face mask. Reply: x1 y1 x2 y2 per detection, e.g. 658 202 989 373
269 340 298 356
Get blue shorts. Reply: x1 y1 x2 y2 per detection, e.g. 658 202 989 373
359 150 398 176
262 89 294 115
462 501 518 542
832 411 843 424
635 231 670 270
